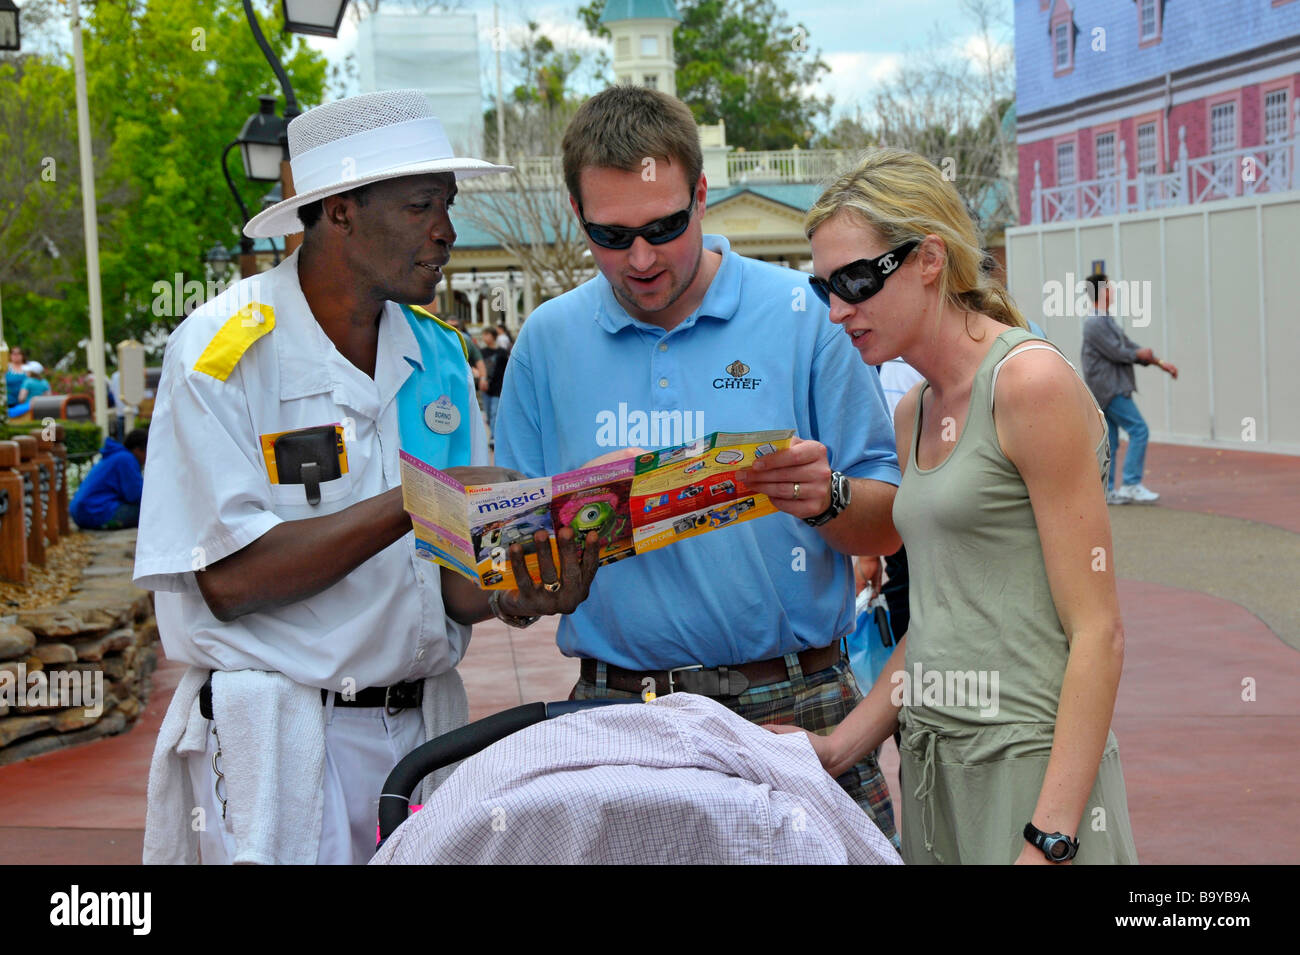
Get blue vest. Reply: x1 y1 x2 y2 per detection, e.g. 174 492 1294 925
394 305 474 469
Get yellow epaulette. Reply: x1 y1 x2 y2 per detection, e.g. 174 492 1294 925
410 304 470 361
193 303 276 381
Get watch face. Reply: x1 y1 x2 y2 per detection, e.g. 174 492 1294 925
1047 837 1071 860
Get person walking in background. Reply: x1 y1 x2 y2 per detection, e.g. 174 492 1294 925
1080 267 1178 505
70 429 147 530
479 325 508 444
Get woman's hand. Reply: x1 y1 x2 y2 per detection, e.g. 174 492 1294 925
765 723 847 776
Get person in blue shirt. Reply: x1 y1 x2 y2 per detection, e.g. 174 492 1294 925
70 429 148 529
19 361 51 403
493 86 904 845
6 346 28 409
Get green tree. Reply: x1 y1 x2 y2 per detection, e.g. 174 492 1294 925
0 0 327 366
579 0 832 150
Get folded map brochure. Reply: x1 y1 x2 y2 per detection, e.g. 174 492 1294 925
399 429 794 590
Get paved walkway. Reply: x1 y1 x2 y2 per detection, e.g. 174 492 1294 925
1 441 1296 863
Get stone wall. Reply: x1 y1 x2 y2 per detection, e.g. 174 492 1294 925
0 531 157 767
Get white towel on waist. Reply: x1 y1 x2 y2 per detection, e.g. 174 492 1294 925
144 666 468 864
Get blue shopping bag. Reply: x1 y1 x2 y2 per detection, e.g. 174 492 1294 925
847 591 896 692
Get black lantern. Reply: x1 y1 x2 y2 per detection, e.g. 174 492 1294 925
0 0 20 52
204 244 232 267
282 0 349 38
237 95 288 183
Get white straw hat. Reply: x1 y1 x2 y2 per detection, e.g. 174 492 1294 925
245 89 512 239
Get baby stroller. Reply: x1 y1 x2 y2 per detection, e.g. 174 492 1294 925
373 693 902 865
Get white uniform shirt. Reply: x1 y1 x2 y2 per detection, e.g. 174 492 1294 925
134 251 488 690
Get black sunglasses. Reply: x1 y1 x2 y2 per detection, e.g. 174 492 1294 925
578 193 697 250
808 240 920 306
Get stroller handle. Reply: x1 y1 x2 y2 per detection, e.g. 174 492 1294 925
377 697 639 847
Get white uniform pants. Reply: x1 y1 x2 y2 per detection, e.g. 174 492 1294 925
187 696 425 865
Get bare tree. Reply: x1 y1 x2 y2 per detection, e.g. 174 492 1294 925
865 0 1017 231
455 136 592 299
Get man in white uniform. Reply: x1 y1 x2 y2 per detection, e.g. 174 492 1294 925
134 90 598 865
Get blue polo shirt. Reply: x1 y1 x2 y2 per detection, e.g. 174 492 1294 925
495 235 900 671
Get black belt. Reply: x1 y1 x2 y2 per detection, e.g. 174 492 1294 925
198 674 423 720
579 643 842 698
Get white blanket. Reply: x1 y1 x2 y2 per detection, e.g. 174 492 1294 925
370 693 903 865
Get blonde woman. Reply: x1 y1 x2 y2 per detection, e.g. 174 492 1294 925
773 149 1137 865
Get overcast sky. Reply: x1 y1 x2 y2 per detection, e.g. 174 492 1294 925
306 0 1014 124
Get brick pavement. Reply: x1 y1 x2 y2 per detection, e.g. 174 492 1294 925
1 441 1295 864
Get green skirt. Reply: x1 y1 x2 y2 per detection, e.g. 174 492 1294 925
897 712 1138 865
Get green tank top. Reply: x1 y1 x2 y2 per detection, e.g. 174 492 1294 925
893 328 1109 730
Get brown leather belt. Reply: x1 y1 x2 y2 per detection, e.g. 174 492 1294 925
579 643 841 698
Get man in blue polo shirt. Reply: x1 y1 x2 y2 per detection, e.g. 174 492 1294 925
494 86 903 843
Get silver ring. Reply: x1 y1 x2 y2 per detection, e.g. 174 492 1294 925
543 580 561 593
793 482 800 500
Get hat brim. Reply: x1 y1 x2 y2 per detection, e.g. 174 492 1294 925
244 157 514 239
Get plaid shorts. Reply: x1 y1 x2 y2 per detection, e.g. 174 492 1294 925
573 652 898 847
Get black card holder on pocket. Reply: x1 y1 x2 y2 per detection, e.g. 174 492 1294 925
273 426 341 506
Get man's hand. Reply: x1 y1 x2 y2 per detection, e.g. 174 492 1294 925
1157 359 1178 379
1135 347 1155 365
580 447 648 469
439 466 600 624
737 436 833 520
498 526 600 618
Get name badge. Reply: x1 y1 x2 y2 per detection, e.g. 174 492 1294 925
424 395 461 434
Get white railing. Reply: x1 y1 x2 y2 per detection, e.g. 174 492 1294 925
460 148 852 189
727 148 851 184
1032 102 1300 223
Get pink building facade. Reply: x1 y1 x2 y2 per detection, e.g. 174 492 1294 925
1015 1 1300 224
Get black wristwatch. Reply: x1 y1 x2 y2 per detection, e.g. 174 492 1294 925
1023 822 1079 863
804 470 851 527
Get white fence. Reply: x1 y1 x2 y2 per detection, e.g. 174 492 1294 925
459 149 852 190
1007 191 1300 454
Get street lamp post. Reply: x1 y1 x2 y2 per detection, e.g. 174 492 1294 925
222 139 258 278
224 95 287 277
0 0 20 52
281 0 350 38
69 0 109 435
239 0 350 258
0 2 20 352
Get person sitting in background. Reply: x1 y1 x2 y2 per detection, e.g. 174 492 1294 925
70 428 147 530
18 361 51 403
6 347 27 408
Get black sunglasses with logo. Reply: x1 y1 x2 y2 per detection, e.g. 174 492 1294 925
808 240 920 306
578 193 697 250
